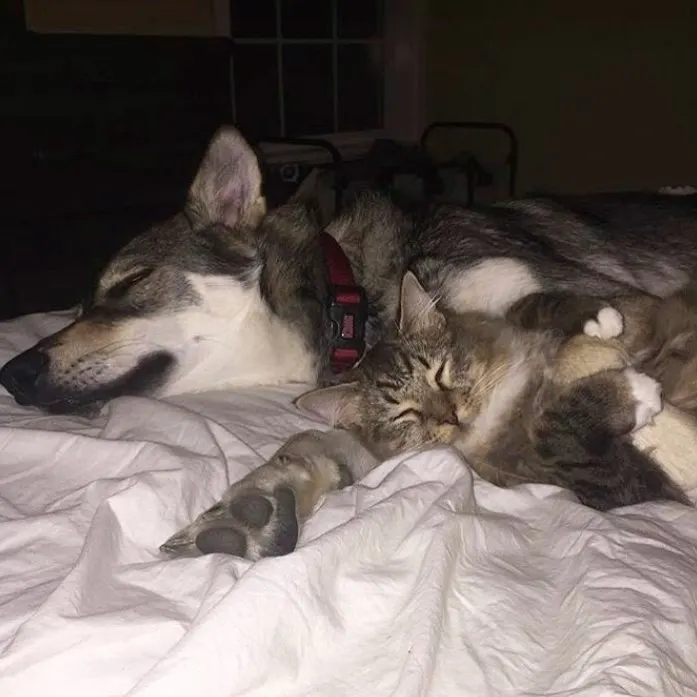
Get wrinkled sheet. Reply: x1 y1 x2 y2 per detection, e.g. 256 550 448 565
1 311 697 697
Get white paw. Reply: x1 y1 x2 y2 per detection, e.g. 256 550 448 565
624 368 663 430
583 306 624 339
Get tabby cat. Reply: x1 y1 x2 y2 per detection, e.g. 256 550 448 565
296 272 692 511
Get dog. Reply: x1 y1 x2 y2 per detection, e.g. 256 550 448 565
2 125 697 413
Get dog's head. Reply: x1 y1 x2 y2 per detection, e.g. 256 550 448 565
0 127 328 413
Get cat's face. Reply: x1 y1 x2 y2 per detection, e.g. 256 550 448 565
297 272 510 458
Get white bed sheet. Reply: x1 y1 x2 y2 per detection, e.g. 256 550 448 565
0 311 696 697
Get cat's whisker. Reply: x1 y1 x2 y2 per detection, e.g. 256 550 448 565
471 361 509 394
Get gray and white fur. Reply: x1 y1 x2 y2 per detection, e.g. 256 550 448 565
2 126 697 411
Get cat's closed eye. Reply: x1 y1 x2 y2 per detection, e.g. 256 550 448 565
424 360 452 391
392 407 422 422
434 362 450 390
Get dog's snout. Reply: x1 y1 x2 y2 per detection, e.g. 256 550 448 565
0 348 50 404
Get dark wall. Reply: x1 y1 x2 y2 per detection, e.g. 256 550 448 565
2 30 232 319
425 0 697 194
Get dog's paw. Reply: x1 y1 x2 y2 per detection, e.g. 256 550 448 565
160 486 299 561
624 368 663 430
583 306 624 340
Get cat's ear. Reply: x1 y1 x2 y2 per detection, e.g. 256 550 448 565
399 271 442 334
187 126 266 228
294 383 362 428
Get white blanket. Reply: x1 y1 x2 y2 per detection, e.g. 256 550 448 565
1 311 697 697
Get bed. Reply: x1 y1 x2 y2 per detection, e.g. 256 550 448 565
1 309 696 697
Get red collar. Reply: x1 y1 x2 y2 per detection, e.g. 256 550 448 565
319 233 368 373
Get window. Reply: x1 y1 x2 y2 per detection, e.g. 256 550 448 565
229 0 384 141
217 0 423 160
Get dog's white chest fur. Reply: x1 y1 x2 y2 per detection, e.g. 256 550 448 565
442 258 541 315
153 273 318 396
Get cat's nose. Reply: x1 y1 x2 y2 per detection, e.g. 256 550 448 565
441 408 459 426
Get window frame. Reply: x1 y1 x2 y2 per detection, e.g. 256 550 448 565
211 0 424 164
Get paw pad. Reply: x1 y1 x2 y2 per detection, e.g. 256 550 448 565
195 526 247 556
161 486 299 561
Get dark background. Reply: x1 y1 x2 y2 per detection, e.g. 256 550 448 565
3 0 696 320
2 0 386 320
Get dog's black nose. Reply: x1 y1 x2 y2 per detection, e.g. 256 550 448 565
0 348 50 405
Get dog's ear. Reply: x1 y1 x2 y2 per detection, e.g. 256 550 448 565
399 271 442 334
294 383 362 428
188 126 266 228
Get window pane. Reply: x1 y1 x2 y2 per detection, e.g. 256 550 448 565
283 45 334 136
337 44 382 131
230 0 277 38
337 0 383 39
233 45 280 140
280 0 332 39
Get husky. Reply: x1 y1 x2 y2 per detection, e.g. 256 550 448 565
2 126 697 413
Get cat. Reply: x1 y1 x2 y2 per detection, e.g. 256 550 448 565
295 273 692 512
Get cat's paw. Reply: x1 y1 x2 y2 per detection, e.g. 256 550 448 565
624 368 663 430
583 306 624 339
160 486 299 561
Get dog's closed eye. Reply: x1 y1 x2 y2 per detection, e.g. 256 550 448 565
105 268 154 299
